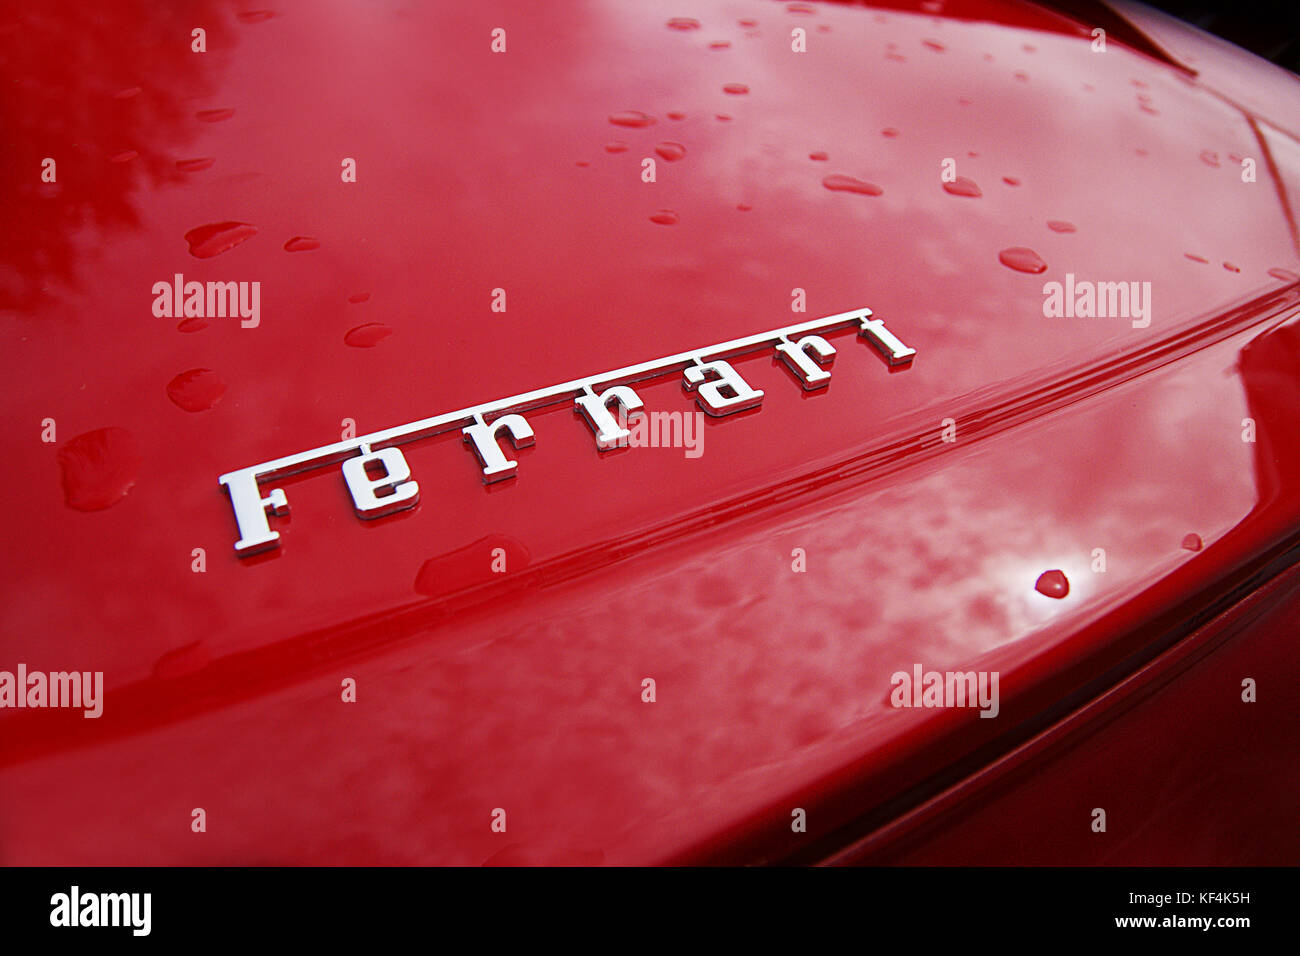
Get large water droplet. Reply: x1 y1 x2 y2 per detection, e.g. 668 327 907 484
284 236 320 252
195 108 235 123
655 142 687 161
998 247 1047 273
345 323 394 347
58 427 141 511
1047 220 1077 233
177 157 215 172
942 176 981 197
650 209 680 225
1034 569 1069 598
666 17 700 30
609 110 656 128
185 221 257 258
822 174 882 196
166 368 227 412
1181 533 1203 552
723 82 750 94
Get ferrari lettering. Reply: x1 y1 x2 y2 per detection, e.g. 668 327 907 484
218 307 915 555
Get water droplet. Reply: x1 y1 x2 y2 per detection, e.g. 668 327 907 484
609 110 656 128
881 127 900 138
185 221 257 258
575 160 590 167
108 150 138 163
737 203 753 211
650 209 679 225
1181 533 1203 552
1199 150 1220 167
885 52 907 62
195 108 235 123
1013 70 1029 81
942 176 981 198
666 17 700 30
237 10 275 23
655 142 687 162
345 323 394 347
113 86 142 99
1184 253 1208 264
1139 103 1160 116
1223 261 1240 273
177 316 208 333
1135 148 1148 157
1022 43 1037 53
723 83 750 95
738 18 758 27
957 97 974 106
809 150 828 161
1268 268 1299 282
1047 220 1077 233
822 174 883 196
967 150 979 158
999 247 1047 273
166 368 227 412
605 141 629 154
710 40 731 49
666 111 686 121
1228 152 1244 164
787 2 816 12
57 427 141 511
1003 176 1021 186
922 39 945 52
715 114 732 122
348 292 371 303
284 236 320 252
1034 569 1069 598
177 157 215 172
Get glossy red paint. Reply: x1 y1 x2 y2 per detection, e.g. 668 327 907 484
1 0 1298 864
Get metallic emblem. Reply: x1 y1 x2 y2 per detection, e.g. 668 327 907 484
218 308 914 554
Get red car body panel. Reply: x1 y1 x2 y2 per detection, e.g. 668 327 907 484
2 0 1298 864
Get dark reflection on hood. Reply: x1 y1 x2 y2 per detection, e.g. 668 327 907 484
0 2 237 311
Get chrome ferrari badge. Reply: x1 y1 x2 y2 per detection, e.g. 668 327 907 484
219 307 915 554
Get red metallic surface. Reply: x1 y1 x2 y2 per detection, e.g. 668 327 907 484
2 0 1298 864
